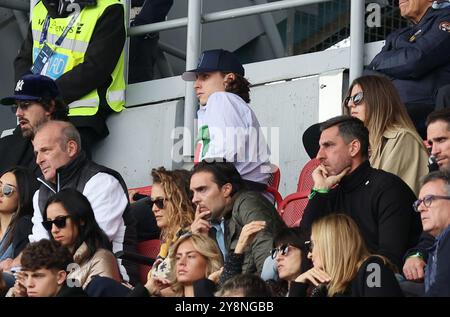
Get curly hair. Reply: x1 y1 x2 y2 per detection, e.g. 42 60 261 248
222 72 251 103
151 167 195 242
21 239 73 272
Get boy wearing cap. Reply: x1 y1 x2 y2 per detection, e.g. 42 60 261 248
182 49 272 189
0 74 68 176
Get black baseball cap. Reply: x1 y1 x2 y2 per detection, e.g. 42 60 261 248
1 74 60 105
182 49 245 81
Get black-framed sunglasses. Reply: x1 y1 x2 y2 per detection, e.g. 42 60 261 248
0 183 15 197
11 100 38 114
304 240 314 253
413 194 450 212
151 197 166 209
270 244 290 259
42 215 71 231
344 91 364 108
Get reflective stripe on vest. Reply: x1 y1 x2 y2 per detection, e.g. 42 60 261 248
31 0 126 115
32 30 89 54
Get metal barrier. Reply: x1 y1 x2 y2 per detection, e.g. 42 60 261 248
126 0 365 157
0 0 365 157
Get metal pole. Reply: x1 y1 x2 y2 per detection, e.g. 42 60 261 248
12 10 29 39
252 0 285 58
158 41 187 61
349 0 365 83
183 0 202 158
0 0 28 11
286 8 295 56
127 0 331 37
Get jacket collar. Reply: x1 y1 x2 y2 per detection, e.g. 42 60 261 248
73 242 89 264
339 160 372 192
37 151 88 193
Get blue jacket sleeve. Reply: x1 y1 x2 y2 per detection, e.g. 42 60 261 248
425 233 450 296
369 12 450 79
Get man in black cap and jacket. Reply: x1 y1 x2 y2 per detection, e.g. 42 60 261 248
0 74 68 176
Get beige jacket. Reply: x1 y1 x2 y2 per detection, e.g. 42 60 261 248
68 243 121 289
370 127 428 195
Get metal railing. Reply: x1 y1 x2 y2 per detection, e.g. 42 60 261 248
126 0 364 157
0 0 365 157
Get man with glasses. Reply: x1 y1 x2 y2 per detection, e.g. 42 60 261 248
412 171 450 296
300 115 422 270
0 74 68 176
402 108 450 293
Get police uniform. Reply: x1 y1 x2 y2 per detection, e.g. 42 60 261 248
368 3 450 138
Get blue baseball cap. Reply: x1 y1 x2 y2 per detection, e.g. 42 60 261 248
1 74 60 105
182 49 245 81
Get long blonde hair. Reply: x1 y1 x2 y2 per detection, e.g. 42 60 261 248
151 167 195 242
343 75 426 160
311 214 391 297
168 233 223 296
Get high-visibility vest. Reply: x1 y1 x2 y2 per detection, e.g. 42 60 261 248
31 0 126 116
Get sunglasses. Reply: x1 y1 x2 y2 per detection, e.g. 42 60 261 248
304 240 314 253
42 215 71 231
413 194 450 212
344 91 364 108
11 100 38 114
271 244 290 259
151 198 166 209
0 183 15 197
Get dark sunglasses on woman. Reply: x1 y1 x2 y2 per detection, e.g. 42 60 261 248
344 91 364 108
42 215 71 231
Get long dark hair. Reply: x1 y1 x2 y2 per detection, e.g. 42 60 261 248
43 188 112 259
0 166 38 254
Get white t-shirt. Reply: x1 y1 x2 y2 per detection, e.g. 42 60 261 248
196 91 271 185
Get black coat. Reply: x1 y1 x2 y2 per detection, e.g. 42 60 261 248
368 5 450 106
300 161 422 270
0 126 40 176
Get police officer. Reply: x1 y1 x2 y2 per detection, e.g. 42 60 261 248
368 0 450 139
14 0 126 158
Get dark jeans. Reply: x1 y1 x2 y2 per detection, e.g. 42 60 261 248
399 280 425 297
128 33 160 84
2 272 15 289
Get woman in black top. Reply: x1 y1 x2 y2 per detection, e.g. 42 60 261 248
291 214 403 297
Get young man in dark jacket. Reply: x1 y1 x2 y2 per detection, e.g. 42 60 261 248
0 74 68 176
189 161 286 275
